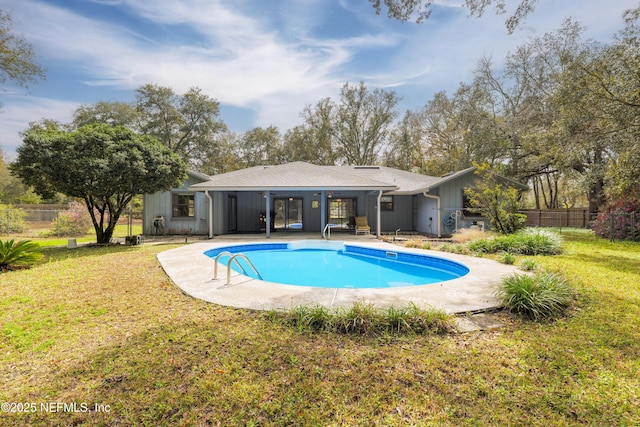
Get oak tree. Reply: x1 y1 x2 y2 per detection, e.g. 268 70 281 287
11 124 187 244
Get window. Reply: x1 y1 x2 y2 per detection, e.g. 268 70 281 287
462 190 481 217
172 192 195 218
380 195 394 211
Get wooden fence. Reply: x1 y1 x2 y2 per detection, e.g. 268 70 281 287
520 209 596 229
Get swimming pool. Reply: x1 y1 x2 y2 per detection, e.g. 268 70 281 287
158 239 521 312
205 241 469 289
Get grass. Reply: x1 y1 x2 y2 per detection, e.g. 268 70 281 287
1 229 639 425
5 224 142 247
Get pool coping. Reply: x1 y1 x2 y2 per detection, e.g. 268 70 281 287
157 239 520 314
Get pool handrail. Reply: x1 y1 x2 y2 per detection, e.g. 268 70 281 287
213 251 233 279
226 253 263 284
213 251 264 283
322 223 338 239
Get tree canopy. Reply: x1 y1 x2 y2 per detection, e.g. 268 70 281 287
368 0 539 33
136 84 227 169
0 9 45 90
302 81 399 165
11 124 187 243
13 8 640 214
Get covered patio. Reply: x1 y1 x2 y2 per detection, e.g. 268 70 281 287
189 162 398 239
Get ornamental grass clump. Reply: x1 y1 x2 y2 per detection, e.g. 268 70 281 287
467 228 562 256
496 272 574 320
498 251 516 265
515 228 563 255
519 258 539 271
268 302 452 335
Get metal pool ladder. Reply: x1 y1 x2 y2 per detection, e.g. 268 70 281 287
213 251 263 285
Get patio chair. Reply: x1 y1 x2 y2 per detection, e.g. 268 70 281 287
355 216 370 235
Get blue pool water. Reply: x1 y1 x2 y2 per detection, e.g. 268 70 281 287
205 242 469 289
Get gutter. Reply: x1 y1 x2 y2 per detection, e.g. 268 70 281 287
422 192 442 238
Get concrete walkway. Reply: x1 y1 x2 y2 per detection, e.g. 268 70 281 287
156 235 520 314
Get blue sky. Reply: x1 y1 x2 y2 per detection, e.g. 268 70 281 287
1 0 637 160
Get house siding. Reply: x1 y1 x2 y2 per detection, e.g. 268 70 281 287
437 173 486 233
143 174 210 235
364 194 413 233
416 193 439 235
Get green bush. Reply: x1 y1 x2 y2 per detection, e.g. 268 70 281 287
468 228 562 255
0 239 42 271
48 201 92 237
0 204 27 234
496 272 574 320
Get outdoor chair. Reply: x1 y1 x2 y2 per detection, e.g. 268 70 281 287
355 216 370 235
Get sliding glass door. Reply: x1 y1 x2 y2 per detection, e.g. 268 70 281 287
274 198 303 230
328 198 356 229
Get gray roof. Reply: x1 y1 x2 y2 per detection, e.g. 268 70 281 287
329 165 442 195
189 161 398 192
187 170 211 182
188 162 527 193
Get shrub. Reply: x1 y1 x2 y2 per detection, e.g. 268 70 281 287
496 272 574 320
49 201 92 237
464 163 527 234
0 204 27 234
0 239 42 271
513 228 563 255
467 228 562 256
591 197 640 241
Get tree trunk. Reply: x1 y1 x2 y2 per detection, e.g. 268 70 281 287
587 177 606 215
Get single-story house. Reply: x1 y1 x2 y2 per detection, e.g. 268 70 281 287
142 161 527 238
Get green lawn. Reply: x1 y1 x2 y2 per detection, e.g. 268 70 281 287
0 230 638 426
7 224 143 247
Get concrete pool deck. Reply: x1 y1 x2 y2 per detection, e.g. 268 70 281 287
157 235 520 314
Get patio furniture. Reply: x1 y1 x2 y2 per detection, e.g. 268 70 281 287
355 216 370 235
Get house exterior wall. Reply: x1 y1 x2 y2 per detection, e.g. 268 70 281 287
144 168 496 237
363 194 413 233
415 194 439 235
437 173 487 233
143 175 210 235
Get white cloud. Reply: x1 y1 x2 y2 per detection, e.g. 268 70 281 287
1 0 637 159
0 96 79 160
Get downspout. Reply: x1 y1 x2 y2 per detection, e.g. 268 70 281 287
422 192 442 238
376 190 382 239
265 191 271 239
320 190 326 237
204 190 213 239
